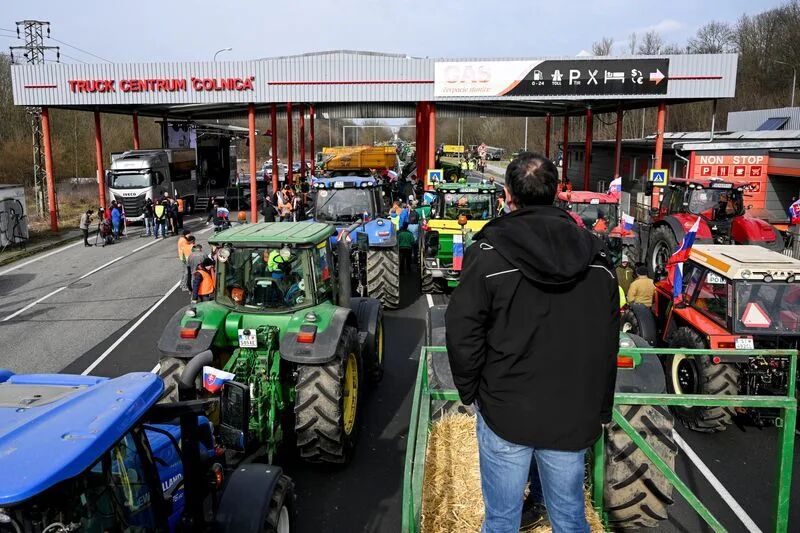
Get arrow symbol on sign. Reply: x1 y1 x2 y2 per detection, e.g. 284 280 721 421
649 69 666 84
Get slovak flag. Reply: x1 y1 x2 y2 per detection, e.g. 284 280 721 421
608 176 622 196
452 234 464 271
667 217 701 304
789 198 800 224
203 366 235 393
622 213 635 231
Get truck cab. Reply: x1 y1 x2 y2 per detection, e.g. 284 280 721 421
108 149 197 222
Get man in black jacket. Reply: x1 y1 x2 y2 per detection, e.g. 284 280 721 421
446 152 619 533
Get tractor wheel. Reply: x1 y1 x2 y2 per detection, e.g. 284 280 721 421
366 247 400 309
157 357 190 403
667 327 740 433
620 304 658 346
265 475 295 533
647 225 678 279
622 242 640 266
604 404 677 529
294 326 362 464
369 314 385 383
421 266 441 294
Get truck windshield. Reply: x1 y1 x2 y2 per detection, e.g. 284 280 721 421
442 193 493 220
735 282 800 335
313 189 375 222
216 247 313 311
570 203 619 232
110 171 154 189
688 188 744 218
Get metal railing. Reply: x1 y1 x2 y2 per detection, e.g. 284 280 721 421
402 346 797 533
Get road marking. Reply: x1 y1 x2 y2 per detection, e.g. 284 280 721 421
1 286 68 322
82 280 181 375
0 240 83 276
196 226 214 235
426 294 434 308
151 363 161 374
672 430 763 533
76 238 162 281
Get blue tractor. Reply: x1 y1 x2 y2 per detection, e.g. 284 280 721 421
310 176 400 309
0 356 294 532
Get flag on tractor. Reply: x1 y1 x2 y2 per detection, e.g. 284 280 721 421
608 176 622 196
622 213 635 231
203 366 235 393
667 217 701 304
452 234 464 271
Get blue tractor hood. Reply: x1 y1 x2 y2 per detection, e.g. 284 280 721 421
0 371 164 505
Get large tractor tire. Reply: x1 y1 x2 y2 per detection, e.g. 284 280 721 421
265 475 295 533
421 266 442 294
366 247 400 309
666 327 741 433
646 225 678 279
604 404 677 529
352 297 384 384
157 356 190 403
620 304 658 346
294 327 362 464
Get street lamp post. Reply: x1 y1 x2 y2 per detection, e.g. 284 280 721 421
774 60 797 108
213 47 233 61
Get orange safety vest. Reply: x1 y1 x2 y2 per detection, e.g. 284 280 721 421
177 198 185 213
178 237 193 260
593 219 608 233
197 269 215 296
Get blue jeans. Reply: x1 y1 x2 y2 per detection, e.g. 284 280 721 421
154 220 165 238
476 410 589 533
144 217 154 236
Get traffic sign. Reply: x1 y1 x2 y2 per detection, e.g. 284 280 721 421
427 169 443 183
442 145 464 154
742 302 771 329
649 168 668 186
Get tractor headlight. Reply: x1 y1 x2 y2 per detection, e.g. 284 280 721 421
619 336 636 348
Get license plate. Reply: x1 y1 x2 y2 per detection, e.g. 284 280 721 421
735 337 754 350
238 329 257 348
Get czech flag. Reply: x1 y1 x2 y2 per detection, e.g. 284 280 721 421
203 366 235 393
608 176 622 196
622 213 635 231
667 217 701 304
452 234 464 271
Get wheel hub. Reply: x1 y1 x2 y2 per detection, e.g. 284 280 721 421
672 354 699 394
343 352 359 435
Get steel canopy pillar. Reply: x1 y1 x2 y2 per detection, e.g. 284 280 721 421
299 105 306 178
40 107 58 232
426 103 436 187
270 104 279 196
248 103 258 223
653 101 667 208
562 115 570 185
416 102 428 189
132 112 140 150
613 104 623 180
94 111 107 211
286 102 294 186
583 106 593 191
309 105 315 177
544 113 551 159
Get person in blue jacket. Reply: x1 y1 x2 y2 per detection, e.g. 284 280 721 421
110 201 123 239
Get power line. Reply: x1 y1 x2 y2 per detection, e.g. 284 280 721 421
59 52 86 64
47 36 111 63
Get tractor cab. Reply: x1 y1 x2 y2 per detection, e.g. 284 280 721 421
556 191 621 234
310 176 386 224
656 178 748 236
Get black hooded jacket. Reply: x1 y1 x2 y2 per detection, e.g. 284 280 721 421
445 205 619 451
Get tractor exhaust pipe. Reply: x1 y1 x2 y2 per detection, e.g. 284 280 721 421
337 238 352 309
178 350 213 401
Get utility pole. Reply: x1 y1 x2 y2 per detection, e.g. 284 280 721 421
524 117 528 151
9 20 60 217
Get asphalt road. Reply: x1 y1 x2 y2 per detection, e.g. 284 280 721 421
1 225 798 532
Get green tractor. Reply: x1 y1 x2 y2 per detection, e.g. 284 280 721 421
158 222 384 465
419 182 498 292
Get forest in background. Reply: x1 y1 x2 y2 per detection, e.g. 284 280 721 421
1 0 799 190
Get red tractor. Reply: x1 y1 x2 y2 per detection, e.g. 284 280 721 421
639 178 784 277
557 191 636 263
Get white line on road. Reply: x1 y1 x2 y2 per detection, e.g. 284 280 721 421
76 238 161 281
426 294 434 309
151 363 161 374
0 240 83 277
672 430 763 533
82 280 181 375
1 286 68 322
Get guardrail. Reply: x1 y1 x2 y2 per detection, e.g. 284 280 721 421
402 346 797 533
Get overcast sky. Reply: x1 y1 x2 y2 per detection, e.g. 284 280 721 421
0 0 787 64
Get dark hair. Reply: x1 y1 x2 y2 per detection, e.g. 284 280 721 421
504 152 559 207
202 257 214 268
182 229 191 236
187 235 196 243
85 209 93 215
636 265 648 276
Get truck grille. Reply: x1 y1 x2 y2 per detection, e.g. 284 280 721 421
116 194 145 217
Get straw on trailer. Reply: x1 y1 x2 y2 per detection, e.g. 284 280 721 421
421 413 603 533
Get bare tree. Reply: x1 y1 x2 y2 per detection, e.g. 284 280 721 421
687 21 737 53
637 30 664 55
627 32 638 54
661 43 686 54
592 37 615 56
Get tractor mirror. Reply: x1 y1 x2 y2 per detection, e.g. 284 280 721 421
357 232 370 252
219 381 249 452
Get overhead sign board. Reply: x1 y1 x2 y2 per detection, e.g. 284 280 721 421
649 169 668 186
690 154 768 206
434 59 669 98
442 145 465 154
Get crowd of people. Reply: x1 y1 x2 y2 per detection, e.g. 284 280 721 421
78 193 186 247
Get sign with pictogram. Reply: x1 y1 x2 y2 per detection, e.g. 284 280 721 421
690 153 769 206
427 169 443 183
741 302 771 328
649 168 668 186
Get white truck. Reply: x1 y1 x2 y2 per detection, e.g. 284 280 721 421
107 149 198 222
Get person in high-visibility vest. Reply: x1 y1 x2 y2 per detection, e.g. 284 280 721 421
191 258 216 303
178 230 194 291
153 200 168 239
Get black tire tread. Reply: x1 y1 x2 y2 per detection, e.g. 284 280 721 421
264 474 294 532
647 225 678 279
367 248 400 309
294 327 360 464
604 404 677 529
157 357 187 404
421 266 442 294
